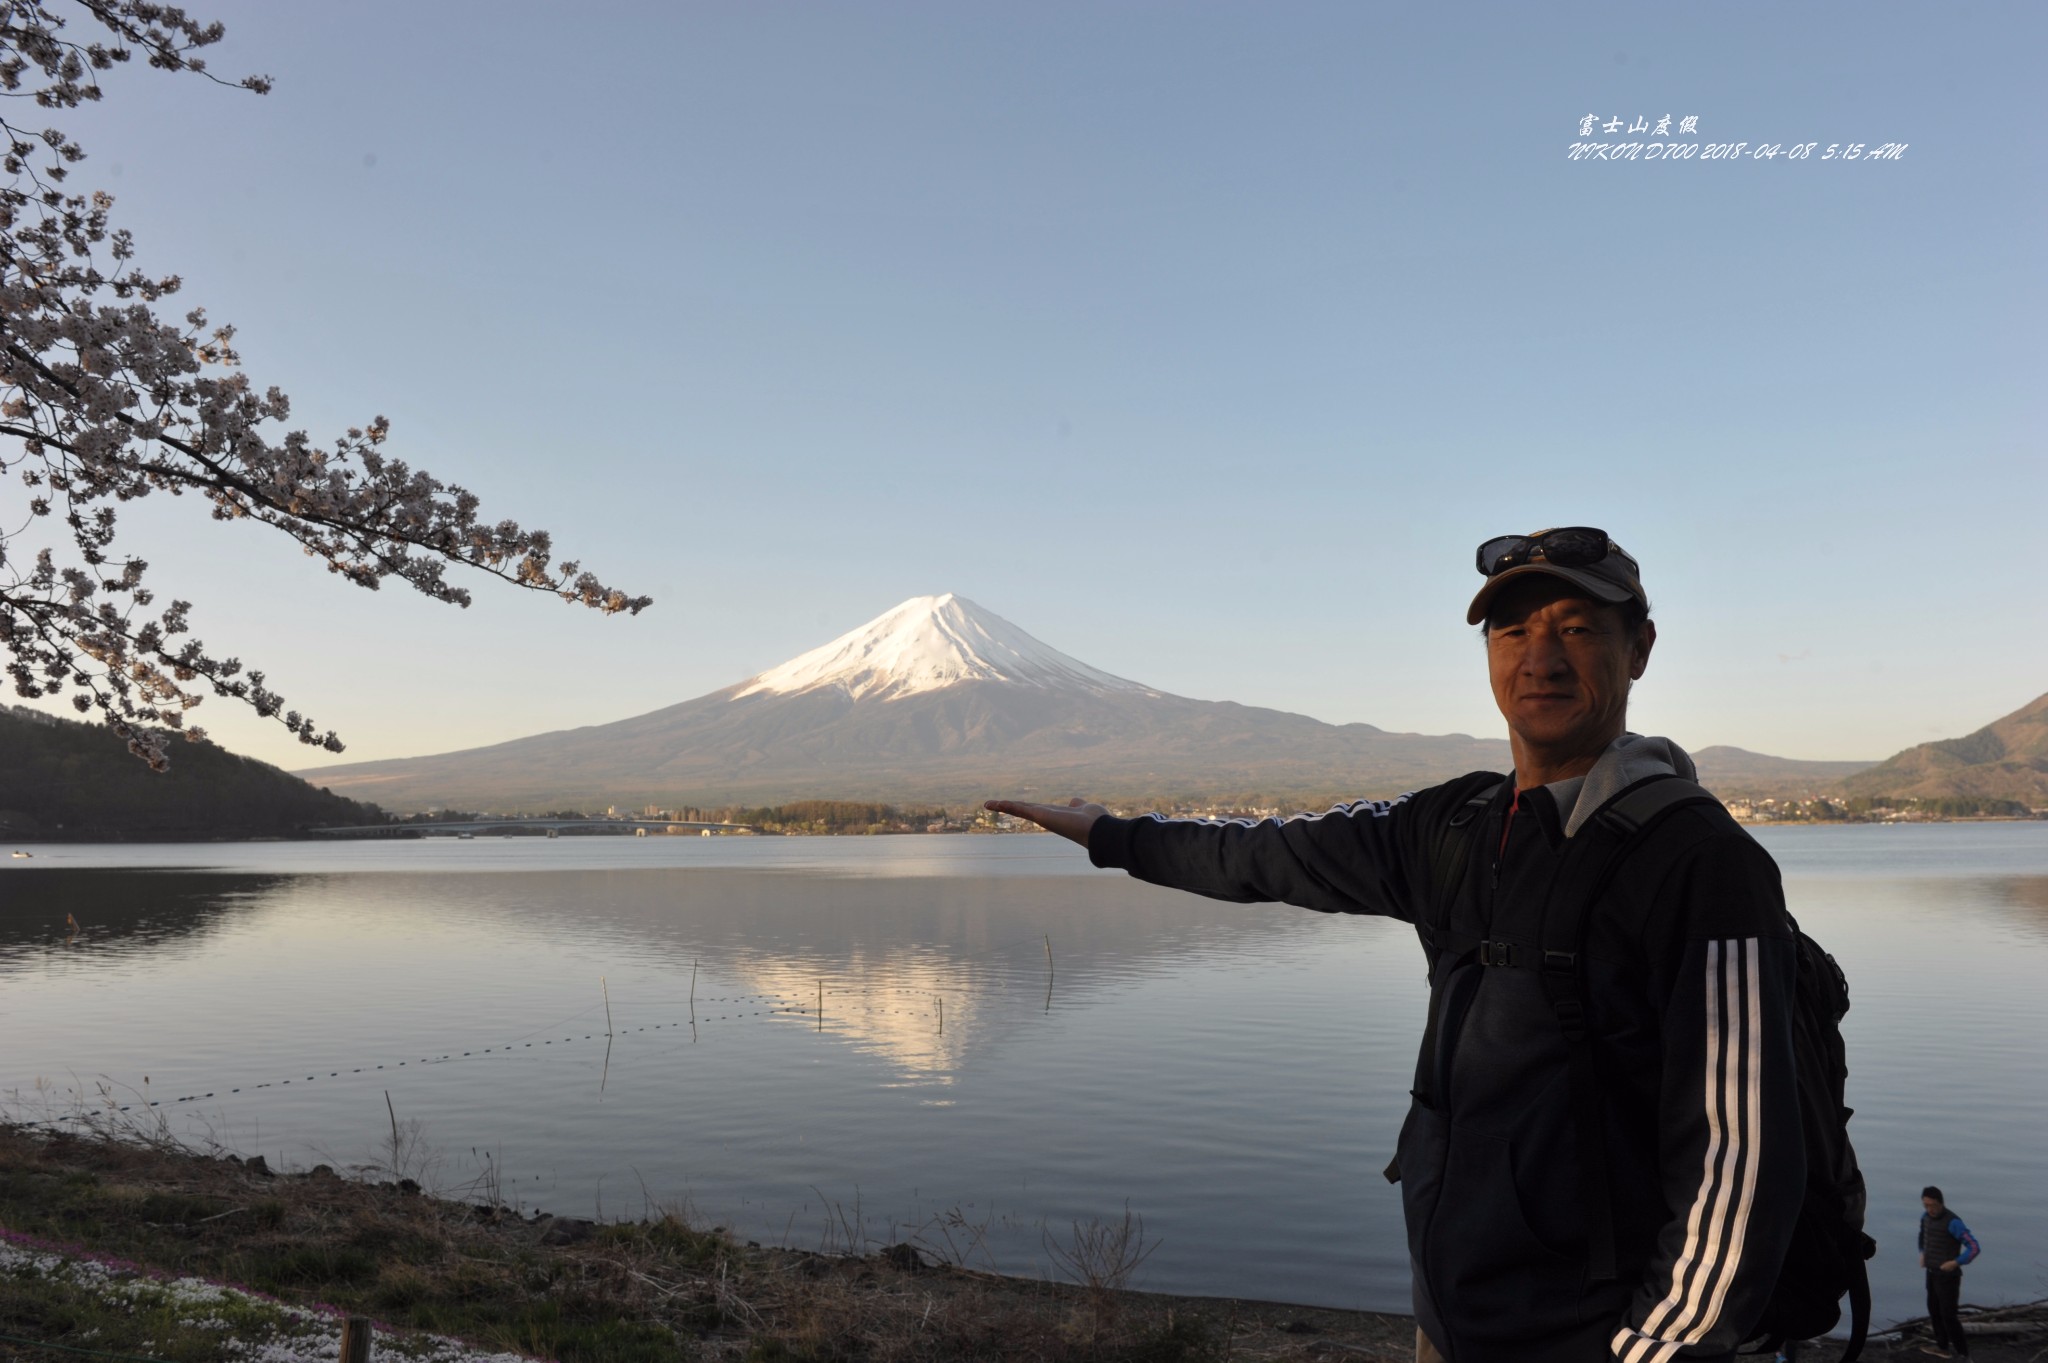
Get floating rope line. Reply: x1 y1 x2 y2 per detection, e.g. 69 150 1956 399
10 989 1021 1122
4 995 817 1125
9 932 1070 1125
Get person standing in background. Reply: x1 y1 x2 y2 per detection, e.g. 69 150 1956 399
1917 1186 1980 1358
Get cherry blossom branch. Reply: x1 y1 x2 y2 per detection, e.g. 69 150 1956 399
0 1 648 766
0 341 651 611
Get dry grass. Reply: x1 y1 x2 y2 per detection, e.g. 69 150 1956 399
0 1122 1418 1361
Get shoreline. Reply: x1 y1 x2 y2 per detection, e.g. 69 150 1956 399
7 812 2044 848
0 1121 1413 1362
5 1125 2043 1362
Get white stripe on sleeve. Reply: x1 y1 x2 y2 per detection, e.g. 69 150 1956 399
1610 937 1764 1362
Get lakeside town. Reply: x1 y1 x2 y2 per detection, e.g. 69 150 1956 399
1720 795 2047 824
362 792 2046 841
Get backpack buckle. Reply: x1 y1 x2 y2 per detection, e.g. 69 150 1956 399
1542 949 1577 974
1480 939 1515 967
1447 791 1493 829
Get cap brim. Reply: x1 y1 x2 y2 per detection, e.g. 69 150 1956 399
1466 562 1638 625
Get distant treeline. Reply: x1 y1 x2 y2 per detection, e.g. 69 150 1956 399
377 803 954 833
1837 795 2033 818
0 706 390 840
726 800 951 834
392 810 621 824
1774 794 2038 821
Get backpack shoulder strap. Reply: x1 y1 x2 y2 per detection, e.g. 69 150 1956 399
1421 773 1505 959
1542 775 1728 954
1598 774 1728 840
1406 774 1505 1117
1539 774 1725 966
1534 773 1725 1281
1843 1257 1872 1362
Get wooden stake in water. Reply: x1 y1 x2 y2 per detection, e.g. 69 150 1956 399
384 1091 400 1174
1044 933 1056 1012
817 979 823 1032
937 996 943 1034
599 977 614 1095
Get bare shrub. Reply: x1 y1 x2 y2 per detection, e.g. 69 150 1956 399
1044 1203 1157 1294
907 1204 1000 1273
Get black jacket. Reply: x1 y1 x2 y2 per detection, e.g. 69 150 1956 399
1088 766 1802 1363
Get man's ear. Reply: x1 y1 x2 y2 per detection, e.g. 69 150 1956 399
1630 619 1657 680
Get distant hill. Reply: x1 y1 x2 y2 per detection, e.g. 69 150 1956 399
0 707 387 840
302 593 1875 813
1836 691 2048 807
1688 746 1876 797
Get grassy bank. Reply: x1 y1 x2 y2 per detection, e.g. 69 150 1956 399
6 1126 2042 1362
0 1124 1415 1362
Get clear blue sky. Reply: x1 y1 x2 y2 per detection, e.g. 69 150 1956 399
30 0 2045 773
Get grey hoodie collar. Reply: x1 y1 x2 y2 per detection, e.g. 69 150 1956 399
1533 733 1698 837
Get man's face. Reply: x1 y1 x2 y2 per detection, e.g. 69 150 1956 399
1486 578 1654 764
1923 1195 1943 1217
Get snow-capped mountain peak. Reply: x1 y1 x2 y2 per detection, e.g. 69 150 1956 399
734 594 1153 702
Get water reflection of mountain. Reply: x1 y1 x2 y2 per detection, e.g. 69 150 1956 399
0 870 284 964
0 862 1401 1079
1993 877 2048 940
505 867 1334 978
407 867 1360 1077
730 953 981 1080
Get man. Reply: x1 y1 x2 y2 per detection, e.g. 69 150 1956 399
1917 1185 1979 1358
988 528 1803 1363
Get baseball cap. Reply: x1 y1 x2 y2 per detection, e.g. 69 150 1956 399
1466 527 1649 626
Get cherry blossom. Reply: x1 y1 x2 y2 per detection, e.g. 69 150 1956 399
0 2 648 768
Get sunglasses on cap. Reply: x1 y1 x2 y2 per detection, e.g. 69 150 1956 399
1475 527 1639 579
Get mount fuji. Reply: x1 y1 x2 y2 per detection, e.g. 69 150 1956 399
302 594 1859 812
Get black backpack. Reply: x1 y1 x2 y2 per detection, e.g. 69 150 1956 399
1418 774 1876 1360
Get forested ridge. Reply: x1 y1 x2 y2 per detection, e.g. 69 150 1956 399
0 707 386 840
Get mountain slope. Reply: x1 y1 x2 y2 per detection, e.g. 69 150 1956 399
0 706 386 840
302 594 1876 812
308 677 1521 811
1686 746 1875 794
1836 691 2048 805
306 595 1518 809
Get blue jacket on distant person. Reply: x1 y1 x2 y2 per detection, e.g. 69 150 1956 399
1919 1209 1979 1268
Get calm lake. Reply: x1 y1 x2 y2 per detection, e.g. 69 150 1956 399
3 825 2045 1328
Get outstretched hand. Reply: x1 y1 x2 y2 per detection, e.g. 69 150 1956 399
982 796 1108 848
